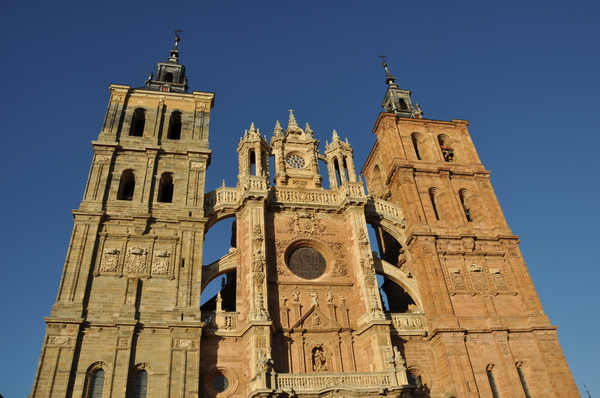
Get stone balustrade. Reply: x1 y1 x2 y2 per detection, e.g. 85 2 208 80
201 311 237 331
204 187 239 211
205 181 367 215
366 197 405 226
276 372 394 391
389 313 426 333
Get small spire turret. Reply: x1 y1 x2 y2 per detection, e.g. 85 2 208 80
144 30 188 93
378 55 423 118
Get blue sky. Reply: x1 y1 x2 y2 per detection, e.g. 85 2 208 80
1 1 598 396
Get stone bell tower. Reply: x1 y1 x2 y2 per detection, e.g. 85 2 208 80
361 60 578 397
31 35 214 397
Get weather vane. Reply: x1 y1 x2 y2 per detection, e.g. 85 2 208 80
378 54 388 67
174 28 184 45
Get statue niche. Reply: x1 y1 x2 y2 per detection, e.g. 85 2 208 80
312 345 328 372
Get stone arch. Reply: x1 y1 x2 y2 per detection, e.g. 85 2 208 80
458 188 474 222
437 133 455 162
129 363 153 398
374 257 422 312
406 365 431 396
129 108 147 137
84 361 110 398
411 132 426 161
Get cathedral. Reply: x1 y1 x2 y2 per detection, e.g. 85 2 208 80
31 37 578 398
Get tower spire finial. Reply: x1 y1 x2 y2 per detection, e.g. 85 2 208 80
378 54 396 85
288 109 298 128
174 28 183 47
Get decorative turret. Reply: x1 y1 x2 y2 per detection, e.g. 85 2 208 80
324 130 358 189
378 55 423 118
144 30 189 93
237 122 270 191
270 111 322 188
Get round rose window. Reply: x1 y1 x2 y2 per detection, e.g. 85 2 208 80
286 154 306 169
288 247 326 279
212 374 229 393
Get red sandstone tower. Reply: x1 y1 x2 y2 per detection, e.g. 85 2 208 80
360 59 578 397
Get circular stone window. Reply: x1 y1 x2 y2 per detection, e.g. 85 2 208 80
288 247 326 279
286 154 306 169
204 367 238 397
212 374 230 393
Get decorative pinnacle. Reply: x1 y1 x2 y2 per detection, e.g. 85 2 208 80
274 120 283 136
332 129 340 141
288 109 298 128
378 54 396 85
305 123 313 138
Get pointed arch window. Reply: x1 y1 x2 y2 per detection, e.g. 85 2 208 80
133 370 148 398
158 172 174 203
129 108 146 137
459 189 474 222
89 369 105 398
168 111 182 140
117 170 136 201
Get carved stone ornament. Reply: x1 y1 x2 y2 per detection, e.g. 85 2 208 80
330 260 348 277
250 292 271 321
95 155 110 163
174 339 196 349
312 345 328 372
190 161 205 170
450 271 467 290
490 269 508 290
253 225 264 244
446 344 466 356
287 213 327 235
48 336 73 346
358 229 369 246
124 247 148 274
152 249 170 275
100 248 121 272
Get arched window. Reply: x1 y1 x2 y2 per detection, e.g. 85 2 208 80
249 150 257 176
165 72 174 82
133 370 148 398
129 109 146 137
411 133 422 160
90 369 105 398
429 188 441 221
516 362 532 398
486 364 501 398
168 111 182 140
437 134 454 162
398 98 408 111
117 170 136 201
333 157 342 188
459 189 474 222
158 172 174 203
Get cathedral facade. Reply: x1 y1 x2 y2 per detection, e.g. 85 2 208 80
31 41 577 398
